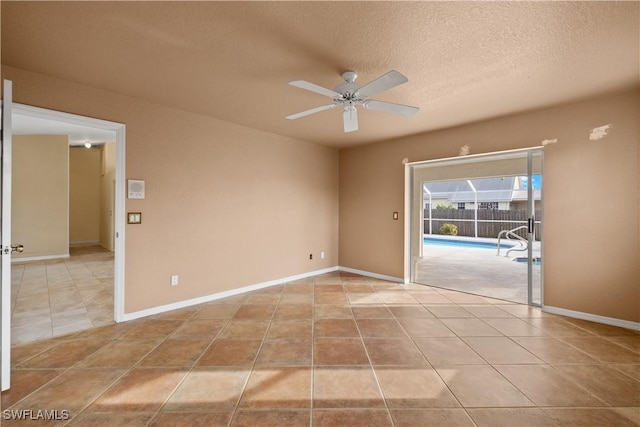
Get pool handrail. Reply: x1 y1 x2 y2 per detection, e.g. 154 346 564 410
497 225 528 256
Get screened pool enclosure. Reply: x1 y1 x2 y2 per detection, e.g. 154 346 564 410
409 149 543 305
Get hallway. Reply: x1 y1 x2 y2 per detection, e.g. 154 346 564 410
10 245 114 345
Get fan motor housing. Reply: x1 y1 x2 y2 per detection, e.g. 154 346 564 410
335 71 362 100
334 82 361 98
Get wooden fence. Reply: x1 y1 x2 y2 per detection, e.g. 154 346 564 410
423 209 542 239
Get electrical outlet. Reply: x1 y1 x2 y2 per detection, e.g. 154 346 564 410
309 253 313 260
320 251 325 259
171 275 179 286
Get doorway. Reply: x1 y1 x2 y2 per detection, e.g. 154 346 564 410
408 148 543 305
10 104 126 344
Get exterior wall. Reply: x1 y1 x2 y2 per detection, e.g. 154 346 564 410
12 135 69 259
424 198 452 209
3 66 339 314
69 146 101 244
433 201 508 210
340 88 639 323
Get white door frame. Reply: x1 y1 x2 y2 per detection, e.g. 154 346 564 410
1 80 14 391
12 103 126 324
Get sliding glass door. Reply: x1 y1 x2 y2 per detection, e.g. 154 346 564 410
409 148 543 306
527 150 543 306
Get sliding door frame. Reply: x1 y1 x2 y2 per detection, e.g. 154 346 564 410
405 147 543 306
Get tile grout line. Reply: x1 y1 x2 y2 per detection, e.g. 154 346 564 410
61 308 202 425
143 302 224 427
63 331 172 425
309 277 317 427
401 289 552 425
398 285 483 427
8 327 139 426
398 304 481 426
223 284 285 426
424 300 606 417
351 277 398 427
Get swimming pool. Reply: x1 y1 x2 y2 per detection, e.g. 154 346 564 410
423 237 514 249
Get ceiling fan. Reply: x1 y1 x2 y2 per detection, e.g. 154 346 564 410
286 70 419 132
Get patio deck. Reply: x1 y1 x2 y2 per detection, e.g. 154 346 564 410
413 236 541 305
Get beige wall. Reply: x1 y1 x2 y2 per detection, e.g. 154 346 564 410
69 146 101 244
100 143 116 251
340 88 639 323
12 135 69 259
4 65 637 324
2 66 339 314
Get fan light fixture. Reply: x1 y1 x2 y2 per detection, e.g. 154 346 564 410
286 70 419 133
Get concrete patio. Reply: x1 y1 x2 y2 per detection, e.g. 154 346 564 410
413 235 542 305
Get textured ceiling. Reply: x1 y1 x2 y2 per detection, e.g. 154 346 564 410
2 1 638 148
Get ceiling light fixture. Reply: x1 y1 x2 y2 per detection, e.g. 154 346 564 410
84 141 92 148
286 70 419 133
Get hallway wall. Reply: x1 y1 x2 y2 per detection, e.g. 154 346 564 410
69 146 101 245
13 134 69 260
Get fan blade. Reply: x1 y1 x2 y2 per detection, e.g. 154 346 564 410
289 80 342 98
286 104 337 120
357 70 408 98
363 100 419 117
343 106 358 132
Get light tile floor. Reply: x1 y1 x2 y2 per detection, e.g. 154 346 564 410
10 245 114 345
2 271 639 426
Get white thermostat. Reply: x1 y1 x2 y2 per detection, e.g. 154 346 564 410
128 179 145 199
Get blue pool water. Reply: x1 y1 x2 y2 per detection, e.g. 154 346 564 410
423 237 513 249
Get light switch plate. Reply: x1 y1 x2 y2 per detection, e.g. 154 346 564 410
127 212 142 224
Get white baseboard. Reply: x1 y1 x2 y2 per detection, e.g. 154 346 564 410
122 266 411 323
543 305 640 331
70 240 100 246
12 253 70 263
122 266 340 322
338 266 406 283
